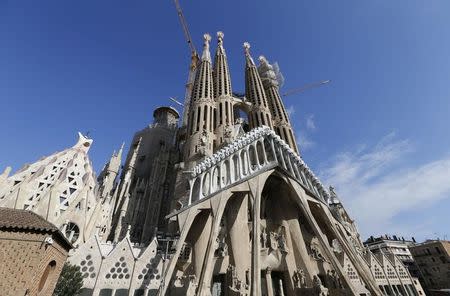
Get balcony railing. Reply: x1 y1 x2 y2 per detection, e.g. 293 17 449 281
182 126 330 209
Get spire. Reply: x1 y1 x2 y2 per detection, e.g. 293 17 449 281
98 142 124 198
257 55 299 154
127 138 142 172
244 42 268 108
244 42 255 66
213 31 232 97
201 33 211 62
217 31 225 53
190 33 214 102
244 42 273 129
117 142 125 159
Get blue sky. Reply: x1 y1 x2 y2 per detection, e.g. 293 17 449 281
1 1 449 241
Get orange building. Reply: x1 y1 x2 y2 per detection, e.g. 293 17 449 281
0 207 72 296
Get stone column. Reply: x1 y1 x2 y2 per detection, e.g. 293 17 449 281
226 194 250 281
194 212 213 279
251 182 262 295
265 267 274 296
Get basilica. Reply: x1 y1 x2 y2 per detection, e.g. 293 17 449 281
0 32 424 296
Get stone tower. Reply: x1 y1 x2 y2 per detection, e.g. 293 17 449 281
244 42 273 130
184 34 216 163
213 31 235 147
258 55 299 154
97 143 124 199
109 106 180 244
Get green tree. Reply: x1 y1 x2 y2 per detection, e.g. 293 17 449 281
53 262 84 296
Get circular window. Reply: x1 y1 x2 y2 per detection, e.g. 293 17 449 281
64 222 80 244
83 142 90 147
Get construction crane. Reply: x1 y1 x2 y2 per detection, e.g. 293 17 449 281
173 0 200 126
282 80 331 97
169 97 184 107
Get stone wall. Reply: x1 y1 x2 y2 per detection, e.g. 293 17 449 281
0 229 69 296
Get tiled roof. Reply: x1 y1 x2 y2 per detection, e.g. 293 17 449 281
0 207 59 232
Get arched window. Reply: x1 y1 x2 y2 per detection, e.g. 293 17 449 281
38 260 56 292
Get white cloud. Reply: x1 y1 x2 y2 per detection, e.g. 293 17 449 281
319 132 450 239
287 105 295 117
294 113 317 151
298 134 315 151
306 114 316 131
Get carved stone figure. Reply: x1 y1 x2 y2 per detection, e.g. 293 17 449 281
327 270 343 289
227 264 243 291
332 238 343 253
313 275 329 296
293 269 307 288
224 125 233 138
310 237 328 262
215 235 228 258
200 130 208 146
278 231 289 253
313 275 322 287
269 232 278 250
261 227 268 248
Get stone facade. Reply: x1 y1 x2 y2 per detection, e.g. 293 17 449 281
0 207 71 296
0 31 425 296
0 133 112 247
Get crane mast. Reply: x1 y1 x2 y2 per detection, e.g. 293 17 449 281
173 0 199 127
282 80 330 97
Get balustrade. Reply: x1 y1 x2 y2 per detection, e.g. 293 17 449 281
186 126 330 208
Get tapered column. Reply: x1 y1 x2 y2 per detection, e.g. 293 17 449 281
251 187 261 295
197 194 228 295
226 194 250 281
265 268 274 296
194 213 213 279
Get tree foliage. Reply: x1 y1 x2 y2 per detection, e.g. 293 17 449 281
53 262 84 296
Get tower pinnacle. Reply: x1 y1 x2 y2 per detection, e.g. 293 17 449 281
243 42 255 65
201 33 212 62
213 31 232 98
217 31 224 46
244 42 273 129
213 31 234 146
185 33 215 160
257 55 299 154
